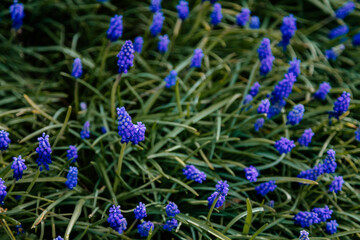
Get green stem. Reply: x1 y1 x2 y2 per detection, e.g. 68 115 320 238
175 80 183 117
113 142 127 193
111 74 122 121
206 194 219 225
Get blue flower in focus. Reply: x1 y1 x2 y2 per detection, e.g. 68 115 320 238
54 236 64 240
244 165 259 182
138 221 154 237
312 205 332 222
150 11 165 36
279 14 297 51
10 0 25 30
165 202 180 217
335 1 355 19
294 211 320 227
298 128 314 147
288 58 301 77
325 44 345 61
353 32 360 46
258 99 270 114
314 82 331 100
249 16 260 29
11 155 27 181
0 178 7 205
249 82 260 97
323 149 337 174
270 73 296 103
274 137 296 154
255 180 277 196
106 15 123 42
207 191 225 208
177 0 189 20
0 130 11 151
36 133 52 171
210 3 222 26
134 202 147 220
299 230 309 240
326 220 338 234
130 122 146 145
117 107 135 144
80 121 90 139
163 218 178 231
134 36 144 53
117 40 135 74
67 145 78 163
329 91 351 121
158 34 170 53
254 118 265 132
183 165 206 183
236 8 251 27
329 176 344 193
150 0 162 12
216 180 229 195
190 48 204 68
355 127 360 142
65 166 78 190
164 70 177 88
328 25 349 39
298 164 324 181
108 205 127 234
287 104 305 125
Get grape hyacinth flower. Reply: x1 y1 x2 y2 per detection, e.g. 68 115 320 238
71 58 83 78
287 104 305 125
182 165 206 183
210 3 222 26
355 127 360 142
323 149 337 174
279 14 297 50
138 221 154 237
150 11 165 36
255 180 277 196
243 94 253 105
267 99 286 119
164 70 177 88
190 48 204 68
216 180 229 195
335 1 355 19
250 16 260 29
314 82 331 100
36 133 52 171
134 202 147 220
117 40 135 74
258 99 270 114
325 44 345 61
244 165 259 182
54 236 64 240
0 130 11 151
288 58 301 78
106 15 123 42
10 0 25 30
298 128 314 147
328 25 349 39
158 34 170 53
274 137 296 154
66 145 78 163
117 107 135 144
294 211 320 228
329 91 351 121
312 205 332 222
236 8 251 27
177 0 189 20
101 126 107 134
0 178 7 205
270 73 297 103
298 164 324 181
207 191 225 208
257 38 272 61
249 82 260 97
353 32 360 46
150 0 162 13
130 122 146 145
134 36 144 53
329 176 344 193
165 202 180 217
326 220 339 234
254 118 265 132
80 102 87 111
260 56 275 76
65 166 78 190
11 155 27 181
299 230 309 240
108 205 127 234
80 121 90 139
163 218 178 231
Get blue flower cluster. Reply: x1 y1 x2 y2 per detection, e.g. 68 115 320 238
299 230 309 240
164 70 177 88
255 180 277 196
208 180 229 208
326 220 339 234
67 145 78 163
335 2 355 19
107 15 123 42
182 165 206 183
134 202 147 220
65 166 78 190
257 38 274 76
287 104 305 125
163 202 180 231
150 11 165 36
329 176 344 193
10 0 25 30
177 0 189 20
274 137 296 154
244 165 259 182
210 3 222 26
0 130 11 151
108 205 127 234
158 34 170 53
134 36 144 53
80 121 90 139
298 128 314 147
117 107 146 145
279 14 297 50
329 91 351 121
236 8 250 27
325 44 345 61
258 99 270 114
314 82 331 100
294 205 333 228
254 118 264 132
191 48 204 68
328 25 348 39
138 221 154 237
0 178 7 205
150 0 162 13
71 58 83 78
36 133 52 171
117 40 135 74
11 155 27 181
250 16 260 29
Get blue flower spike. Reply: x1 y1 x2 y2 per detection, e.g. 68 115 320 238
255 180 277 196
182 165 206 183
210 3 222 26
134 36 144 53
11 155 27 181
67 145 78 163
164 70 177 88
279 14 297 51
274 137 296 154
10 0 25 30
65 166 78 190
36 133 52 171
80 121 90 139
0 178 7 205
134 202 147 220
107 15 123 42
117 40 135 74
137 221 154 237
236 8 251 27
150 11 165 36
108 205 127 234
177 0 189 20
0 130 11 151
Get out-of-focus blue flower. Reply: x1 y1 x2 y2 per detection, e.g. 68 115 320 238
326 220 338 234
150 11 165 36
335 1 355 19
71 58 83 78
312 205 332 222
254 118 265 132
80 121 90 139
101 127 107 134
164 70 177 88
288 58 301 77
260 56 275 76
65 166 78 190
190 48 204 68
355 127 360 142
11 155 27 181
298 164 324 181
271 73 296 103
244 165 259 182
243 94 253 105
210 3 222 26
108 205 127 234
137 221 154 237
117 40 135 74
279 14 297 50
274 137 296 154
255 180 277 196
183 165 206 183
10 0 25 30
328 25 349 39
163 218 178 231
207 191 225 208
314 82 331 100
134 36 144 53
329 91 351 120
158 34 170 53
177 0 189 20
323 149 337 174
236 8 251 27
353 32 360 46
298 128 314 147
329 176 344 193
16 224 25 234
249 16 260 29
117 107 135 144
165 202 180 217
36 133 52 171
150 0 161 12
0 178 7 205
67 145 78 163
0 130 11 151
325 44 345 61
134 202 147 220
258 38 272 60
267 99 286 119
294 211 320 227
249 82 260 97
287 104 305 125
299 230 309 240
80 102 87 111
258 99 270 114
106 15 123 42
54 236 64 240
130 122 146 145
